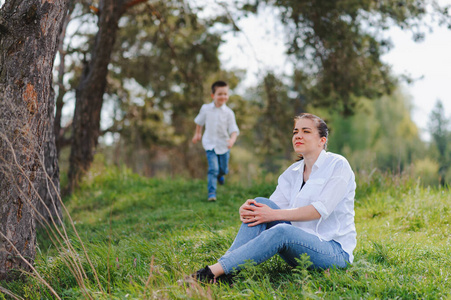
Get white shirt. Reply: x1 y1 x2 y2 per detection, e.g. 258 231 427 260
194 102 240 155
270 150 357 262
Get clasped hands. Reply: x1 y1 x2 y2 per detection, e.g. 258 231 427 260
239 199 275 227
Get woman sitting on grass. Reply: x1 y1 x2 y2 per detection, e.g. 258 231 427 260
191 113 356 283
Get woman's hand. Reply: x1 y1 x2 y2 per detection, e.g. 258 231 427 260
239 199 277 227
239 199 256 222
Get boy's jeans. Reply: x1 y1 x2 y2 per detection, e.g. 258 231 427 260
218 197 350 274
206 150 230 198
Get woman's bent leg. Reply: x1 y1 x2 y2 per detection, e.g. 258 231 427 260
219 223 349 274
225 197 288 253
277 229 349 269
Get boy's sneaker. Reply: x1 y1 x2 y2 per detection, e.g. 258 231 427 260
208 196 217 201
217 176 225 185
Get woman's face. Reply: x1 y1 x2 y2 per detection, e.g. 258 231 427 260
292 118 325 157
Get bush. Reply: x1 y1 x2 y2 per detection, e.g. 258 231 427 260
412 158 440 187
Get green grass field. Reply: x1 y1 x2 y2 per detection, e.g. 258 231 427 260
1 166 450 299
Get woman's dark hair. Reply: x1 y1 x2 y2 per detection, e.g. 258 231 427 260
294 113 329 160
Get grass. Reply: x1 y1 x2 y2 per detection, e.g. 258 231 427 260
1 166 450 299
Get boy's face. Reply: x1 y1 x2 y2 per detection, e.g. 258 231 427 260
212 86 229 107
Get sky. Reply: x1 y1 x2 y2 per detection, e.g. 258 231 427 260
217 2 451 141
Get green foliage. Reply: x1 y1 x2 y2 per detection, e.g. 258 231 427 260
55 1 449 184
412 157 440 187
428 100 451 185
104 1 229 177
251 73 297 172
242 0 450 115
293 254 313 281
308 89 424 172
57 0 245 179
2 166 451 298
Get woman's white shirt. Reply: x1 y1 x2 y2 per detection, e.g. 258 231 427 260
269 150 357 262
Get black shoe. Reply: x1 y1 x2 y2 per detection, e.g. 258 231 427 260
218 176 225 185
190 266 234 285
192 265 216 283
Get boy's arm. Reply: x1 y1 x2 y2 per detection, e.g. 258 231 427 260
227 110 239 149
192 124 203 144
227 131 237 149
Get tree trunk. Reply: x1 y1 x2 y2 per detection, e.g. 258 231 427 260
54 1 75 156
36 88 63 227
35 2 75 228
66 0 129 194
0 0 68 281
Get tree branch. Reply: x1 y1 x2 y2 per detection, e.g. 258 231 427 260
125 0 148 10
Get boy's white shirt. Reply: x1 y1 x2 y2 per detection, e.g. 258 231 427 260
194 102 240 155
269 150 357 263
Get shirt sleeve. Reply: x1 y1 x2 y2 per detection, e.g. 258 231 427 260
194 104 207 126
227 110 240 136
310 160 353 220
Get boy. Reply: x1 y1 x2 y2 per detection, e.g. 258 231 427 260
192 81 239 201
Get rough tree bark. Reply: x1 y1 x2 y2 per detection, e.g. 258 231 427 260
35 2 76 228
66 0 146 194
35 88 63 227
0 0 68 281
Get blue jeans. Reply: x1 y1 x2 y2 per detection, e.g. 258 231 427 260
206 150 229 198
218 198 350 274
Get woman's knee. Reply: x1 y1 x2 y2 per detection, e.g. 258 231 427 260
254 197 280 209
264 223 292 238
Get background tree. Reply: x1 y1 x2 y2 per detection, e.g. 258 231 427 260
309 89 423 172
253 73 296 173
241 0 450 115
52 0 450 188
66 0 148 194
104 1 228 178
54 0 77 156
0 0 68 281
65 0 235 192
428 100 450 185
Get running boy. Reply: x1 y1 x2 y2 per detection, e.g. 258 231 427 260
192 80 239 201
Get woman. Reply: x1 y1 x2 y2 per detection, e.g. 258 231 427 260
191 113 356 283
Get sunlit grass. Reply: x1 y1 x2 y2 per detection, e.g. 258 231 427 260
1 167 450 299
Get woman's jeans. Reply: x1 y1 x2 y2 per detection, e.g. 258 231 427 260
218 197 350 274
206 150 229 198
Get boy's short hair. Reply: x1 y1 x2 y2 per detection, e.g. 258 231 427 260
211 80 228 94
